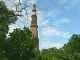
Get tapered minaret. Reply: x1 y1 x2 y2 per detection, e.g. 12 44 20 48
30 5 39 50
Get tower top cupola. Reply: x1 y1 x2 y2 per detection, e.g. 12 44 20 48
32 5 36 15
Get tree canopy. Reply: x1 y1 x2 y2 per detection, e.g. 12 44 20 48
0 1 39 60
0 1 17 33
39 34 80 60
1 1 80 60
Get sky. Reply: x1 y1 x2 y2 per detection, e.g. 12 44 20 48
1 0 80 50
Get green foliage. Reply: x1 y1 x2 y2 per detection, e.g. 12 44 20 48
2 27 38 60
0 1 17 60
0 1 39 60
40 48 65 60
63 34 80 54
0 1 17 33
0 26 39 60
1 1 80 60
39 34 80 60
30 50 42 60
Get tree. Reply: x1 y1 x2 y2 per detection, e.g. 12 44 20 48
0 1 17 60
3 27 38 60
0 1 17 33
40 48 66 60
63 34 80 54
63 34 80 59
0 1 40 60
40 47 73 60
37 34 80 60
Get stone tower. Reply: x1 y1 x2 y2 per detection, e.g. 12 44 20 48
30 5 39 50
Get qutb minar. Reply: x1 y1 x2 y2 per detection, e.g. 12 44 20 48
30 5 39 50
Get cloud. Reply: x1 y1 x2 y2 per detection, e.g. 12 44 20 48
27 0 37 4
4 0 33 14
70 0 80 7
37 9 60 27
9 24 19 33
8 18 30 32
53 18 71 27
54 0 68 4
55 0 80 10
41 27 61 36
60 18 71 23
41 26 70 38
64 0 80 10
37 11 50 27
46 9 60 18
3 0 33 33
40 40 63 50
64 5 71 10
62 32 71 38
9 22 23 33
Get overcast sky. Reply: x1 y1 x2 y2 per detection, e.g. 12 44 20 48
2 0 80 50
